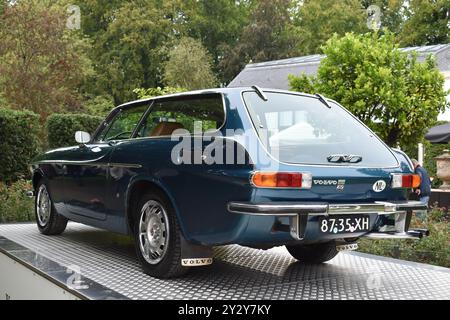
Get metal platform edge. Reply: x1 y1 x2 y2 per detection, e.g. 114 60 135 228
0 236 128 300
347 251 450 274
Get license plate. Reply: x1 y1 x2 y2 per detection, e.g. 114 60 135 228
319 215 370 234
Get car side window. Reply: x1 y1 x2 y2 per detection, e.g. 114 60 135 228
136 94 225 138
98 104 148 142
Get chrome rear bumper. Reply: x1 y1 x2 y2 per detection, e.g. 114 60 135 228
227 200 428 241
227 200 427 216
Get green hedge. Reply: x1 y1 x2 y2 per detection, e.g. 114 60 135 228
0 108 40 183
0 180 34 222
46 113 103 148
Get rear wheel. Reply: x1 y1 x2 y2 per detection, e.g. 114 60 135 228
133 191 188 278
35 181 68 235
286 241 338 264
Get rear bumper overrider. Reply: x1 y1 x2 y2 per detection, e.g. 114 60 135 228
227 201 428 241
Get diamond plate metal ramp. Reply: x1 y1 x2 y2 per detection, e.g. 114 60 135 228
0 222 448 300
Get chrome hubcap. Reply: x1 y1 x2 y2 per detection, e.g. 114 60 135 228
36 185 51 227
138 200 169 264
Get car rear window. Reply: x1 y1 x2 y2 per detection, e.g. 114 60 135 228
242 91 398 167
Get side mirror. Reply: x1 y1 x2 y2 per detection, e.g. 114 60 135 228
75 131 91 145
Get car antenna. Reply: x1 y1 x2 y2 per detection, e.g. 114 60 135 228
252 85 268 101
315 93 332 108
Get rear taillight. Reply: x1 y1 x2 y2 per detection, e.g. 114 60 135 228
251 172 312 189
391 174 421 188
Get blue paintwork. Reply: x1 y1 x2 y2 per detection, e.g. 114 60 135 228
31 88 413 248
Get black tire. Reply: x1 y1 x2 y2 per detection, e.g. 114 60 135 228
133 190 188 278
286 241 339 264
35 180 68 235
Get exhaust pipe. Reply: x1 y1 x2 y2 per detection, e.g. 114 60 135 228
410 228 430 237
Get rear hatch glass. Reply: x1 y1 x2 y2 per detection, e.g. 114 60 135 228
242 91 398 167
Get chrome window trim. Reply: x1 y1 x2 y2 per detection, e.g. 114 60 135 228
130 92 227 139
96 103 152 143
391 148 414 171
239 89 401 169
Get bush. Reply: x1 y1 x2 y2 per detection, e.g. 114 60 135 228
358 209 450 268
0 108 40 183
84 95 115 117
0 180 34 222
46 113 103 148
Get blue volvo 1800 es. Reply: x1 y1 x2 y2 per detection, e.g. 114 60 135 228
30 87 428 278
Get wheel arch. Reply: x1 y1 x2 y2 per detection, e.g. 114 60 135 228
32 168 45 191
125 177 188 239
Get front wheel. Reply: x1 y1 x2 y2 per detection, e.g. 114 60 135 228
286 241 339 264
35 181 68 235
133 191 188 278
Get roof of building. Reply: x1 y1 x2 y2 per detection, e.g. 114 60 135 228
228 43 450 90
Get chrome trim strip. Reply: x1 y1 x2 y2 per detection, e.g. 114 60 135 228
328 203 386 214
375 200 426 212
108 163 143 169
35 160 142 169
36 160 110 166
227 200 427 216
227 202 328 215
363 231 422 240
391 148 414 171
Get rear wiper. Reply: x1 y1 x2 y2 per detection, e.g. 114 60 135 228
315 93 332 108
327 154 362 163
252 85 268 101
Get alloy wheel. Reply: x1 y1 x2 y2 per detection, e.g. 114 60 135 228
36 184 51 227
138 200 169 264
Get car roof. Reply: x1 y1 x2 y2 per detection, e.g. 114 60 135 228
116 87 319 109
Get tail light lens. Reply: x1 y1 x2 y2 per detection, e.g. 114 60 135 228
251 172 312 189
391 174 421 188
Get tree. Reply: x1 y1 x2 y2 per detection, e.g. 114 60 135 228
289 32 448 148
76 0 123 37
0 0 6 16
219 0 299 83
163 37 217 90
84 95 115 117
0 0 91 119
87 1 175 105
398 0 450 46
182 0 252 83
293 0 368 55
